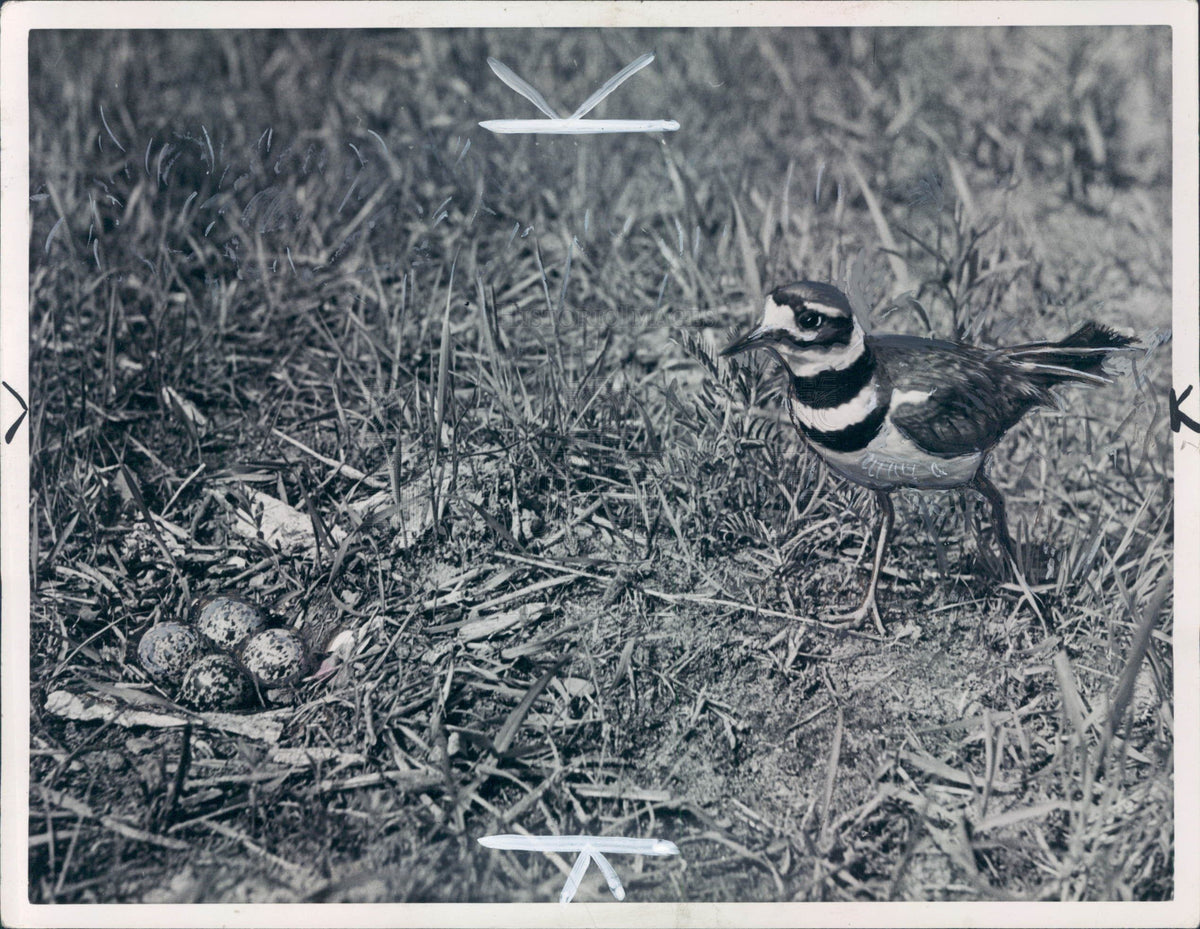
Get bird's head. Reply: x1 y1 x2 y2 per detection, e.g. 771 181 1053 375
720 281 865 376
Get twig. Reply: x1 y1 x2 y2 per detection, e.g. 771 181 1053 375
272 428 387 488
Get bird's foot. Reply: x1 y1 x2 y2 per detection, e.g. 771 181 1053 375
821 598 886 636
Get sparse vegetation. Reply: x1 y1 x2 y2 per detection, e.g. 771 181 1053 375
27 27 1171 904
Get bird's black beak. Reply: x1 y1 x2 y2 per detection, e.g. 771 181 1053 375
720 325 779 357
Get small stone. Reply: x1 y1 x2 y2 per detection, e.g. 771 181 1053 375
194 596 266 652
138 622 202 681
178 654 251 711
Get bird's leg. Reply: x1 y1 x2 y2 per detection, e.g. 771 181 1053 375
970 471 1047 626
823 490 893 635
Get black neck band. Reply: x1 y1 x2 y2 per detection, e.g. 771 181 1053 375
789 347 876 409
800 399 890 453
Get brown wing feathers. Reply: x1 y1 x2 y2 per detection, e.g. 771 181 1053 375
874 324 1135 458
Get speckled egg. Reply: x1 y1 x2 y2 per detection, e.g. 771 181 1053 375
138 622 203 681
178 653 251 711
194 596 266 652
240 628 309 687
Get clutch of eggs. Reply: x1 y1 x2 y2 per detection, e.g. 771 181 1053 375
137 595 311 711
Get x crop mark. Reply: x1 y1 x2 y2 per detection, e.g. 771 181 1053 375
480 52 679 135
3 381 28 444
478 834 680 904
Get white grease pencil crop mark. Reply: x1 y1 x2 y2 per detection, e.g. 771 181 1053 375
478 834 680 903
481 53 679 136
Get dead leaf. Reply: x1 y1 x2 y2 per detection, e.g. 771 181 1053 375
229 488 346 554
457 602 551 643
45 689 286 742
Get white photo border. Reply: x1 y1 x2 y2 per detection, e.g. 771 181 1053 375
2 3 1196 927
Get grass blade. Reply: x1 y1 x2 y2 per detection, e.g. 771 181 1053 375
1099 570 1170 764
729 192 762 299
493 656 569 756
434 254 457 458
844 153 912 295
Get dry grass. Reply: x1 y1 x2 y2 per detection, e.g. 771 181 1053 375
27 27 1172 904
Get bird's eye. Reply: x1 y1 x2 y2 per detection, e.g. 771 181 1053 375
798 312 822 330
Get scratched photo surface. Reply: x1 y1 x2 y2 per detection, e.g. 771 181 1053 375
28 27 1172 904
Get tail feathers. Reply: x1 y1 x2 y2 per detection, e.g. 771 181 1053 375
1002 322 1137 386
1056 321 1137 351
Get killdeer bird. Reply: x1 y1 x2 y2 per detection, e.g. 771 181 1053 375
721 281 1135 634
